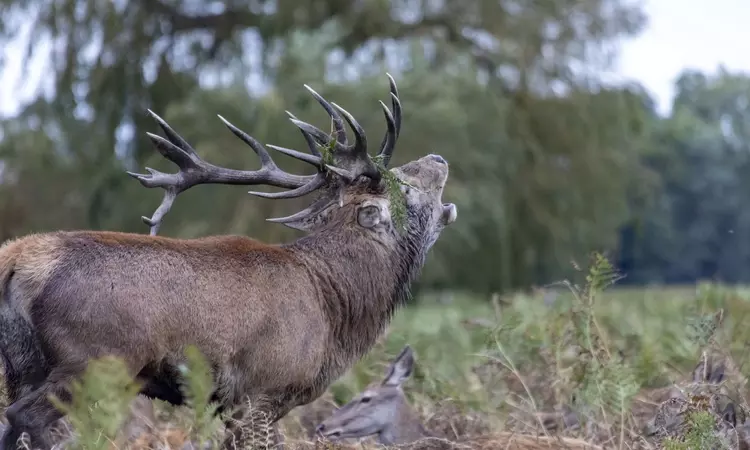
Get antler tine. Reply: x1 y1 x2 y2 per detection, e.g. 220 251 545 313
266 195 335 226
147 109 198 156
304 85 348 146
387 73 402 139
376 73 403 167
285 110 322 158
330 101 381 182
128 111 326 235
265 110 329 173
288 87 383 183
136 183 176 236
248 173 327 199
265 144 322 168
377 101 396 164
217 115 330 198
331 102 367 157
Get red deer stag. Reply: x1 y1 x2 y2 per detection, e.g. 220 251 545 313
0 74 457 450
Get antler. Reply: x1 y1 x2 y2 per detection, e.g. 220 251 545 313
127 111 326 235
376 73 402 167
129 74 403 235
278 73 403 180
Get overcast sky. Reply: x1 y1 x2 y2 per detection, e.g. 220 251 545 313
1 0 749 119
615 0 750 114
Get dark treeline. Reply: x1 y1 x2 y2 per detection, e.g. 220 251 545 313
0 0 747 295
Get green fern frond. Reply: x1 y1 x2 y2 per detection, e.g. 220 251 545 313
178 345 223 447
50 356 141 450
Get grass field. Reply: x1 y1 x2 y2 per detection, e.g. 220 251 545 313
289 280 750 448
4 258 750 449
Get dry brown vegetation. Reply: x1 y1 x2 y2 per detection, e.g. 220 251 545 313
3 262 750 449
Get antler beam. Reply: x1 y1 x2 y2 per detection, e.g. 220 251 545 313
127 111 325 235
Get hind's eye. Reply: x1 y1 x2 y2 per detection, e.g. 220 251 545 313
360 396 371 404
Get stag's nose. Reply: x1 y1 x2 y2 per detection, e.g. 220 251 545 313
315 423 326 435
427 154 447 165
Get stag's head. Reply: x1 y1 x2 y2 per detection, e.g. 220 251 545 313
129 74 457 255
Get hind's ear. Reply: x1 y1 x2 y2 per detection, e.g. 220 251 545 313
382 346 414 387
692 355 725 384
692 358 707 383
709 361 726 384
722 402 737 427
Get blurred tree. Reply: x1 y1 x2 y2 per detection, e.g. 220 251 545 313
617 68 750 284
0 0 653 294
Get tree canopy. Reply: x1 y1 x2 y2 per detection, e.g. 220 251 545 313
2 0 747 294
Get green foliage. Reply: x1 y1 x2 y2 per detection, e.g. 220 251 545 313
373 154 409 232
621 69 750 286
16 283 750 448
320 139 335 167
686 311 723 348
42 347 226 449
662 411 724 450
177 345 223 447
50 356 141 450
4 0 750 299
0 0 655 295
554 254 640 441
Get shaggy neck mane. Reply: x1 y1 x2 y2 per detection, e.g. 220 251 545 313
286 226 426 364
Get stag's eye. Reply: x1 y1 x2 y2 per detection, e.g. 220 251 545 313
360 396 371 404
357 204 384 229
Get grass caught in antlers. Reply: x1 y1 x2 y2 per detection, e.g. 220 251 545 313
318 134 408 232
373 155 408 233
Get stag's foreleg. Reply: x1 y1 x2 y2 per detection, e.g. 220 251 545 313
1 366 80 450
219 396 286 450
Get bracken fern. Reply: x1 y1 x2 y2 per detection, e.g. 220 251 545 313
50 356 141 450
662 410 726 450
178 345 223 448
559 252 639 445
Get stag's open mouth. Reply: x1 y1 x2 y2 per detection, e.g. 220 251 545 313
442 203 457 225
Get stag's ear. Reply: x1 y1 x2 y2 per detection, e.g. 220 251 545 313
272 196 337 232
382 346 414 387
279 218 317 232
357 201 388 229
